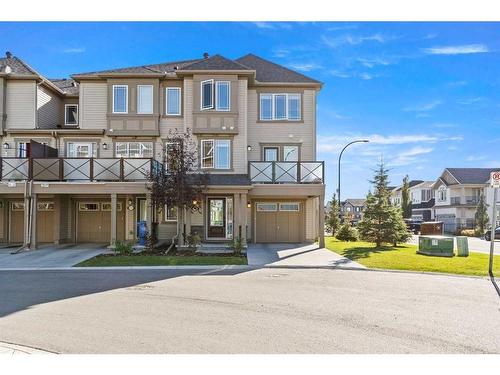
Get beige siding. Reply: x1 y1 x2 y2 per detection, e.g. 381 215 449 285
80 81 107 129
158 223 177 240
0 78 5 131
5 80 36 129
37 85 63 129
232 79 248 174
247 89 316 161
305 197 318 241
59 195 71 242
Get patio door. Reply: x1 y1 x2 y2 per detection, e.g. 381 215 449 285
207 198 226 238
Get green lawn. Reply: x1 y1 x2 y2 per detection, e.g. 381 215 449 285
326 237 500 277
76 255 247 267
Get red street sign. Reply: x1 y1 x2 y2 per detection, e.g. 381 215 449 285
491 171 500 188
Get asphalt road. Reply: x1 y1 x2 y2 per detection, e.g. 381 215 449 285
0 268 499 354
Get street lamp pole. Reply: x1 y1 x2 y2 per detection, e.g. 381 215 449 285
337 139 369 211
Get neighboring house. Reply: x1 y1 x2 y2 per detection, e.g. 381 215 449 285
409 181 435 221
340 199 366 224
433 168 500 233
390 180 423 207
0 52 325 248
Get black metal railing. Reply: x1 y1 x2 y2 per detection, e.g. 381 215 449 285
0 157 156 182
248 161 324 184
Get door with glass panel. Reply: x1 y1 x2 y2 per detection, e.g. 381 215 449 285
67 142 96 158
207 198 226 238
264 147 279 161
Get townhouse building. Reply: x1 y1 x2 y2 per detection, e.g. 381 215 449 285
409 181 435 221
340 198 365 225
0 52 325 249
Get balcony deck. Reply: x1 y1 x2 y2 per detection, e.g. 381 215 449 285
249 161 324 184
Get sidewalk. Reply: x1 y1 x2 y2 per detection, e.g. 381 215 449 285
0 341 54 355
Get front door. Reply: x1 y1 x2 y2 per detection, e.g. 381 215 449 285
207 198 226 238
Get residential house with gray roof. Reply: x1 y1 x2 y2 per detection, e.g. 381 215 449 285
0 51 325 248
340 198 366 225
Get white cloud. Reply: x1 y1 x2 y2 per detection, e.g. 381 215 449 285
357 57 391 68
287 62 323 72
447 80 468 87
432 123 458 129
423 33 438 40
63 47 85 54
329 70 350 78
273 49 290 58
326 24 358 31
423 44 489 55
458 97 484 105
389 147 434 167
253 22 292 30
403 100 442 112
321 33 395 48
466 155 487 162
359 72 374 80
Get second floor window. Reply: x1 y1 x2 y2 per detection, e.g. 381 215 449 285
137 85 153 114
260 93 301 121
438 187 447 202
115 142 153 158
201 80 231 111
113 85 128 113
201 139 230 169
166 87 181 115
65 104 78 126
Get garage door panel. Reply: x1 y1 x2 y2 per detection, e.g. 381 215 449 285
256 202 303 243
77 201 125 243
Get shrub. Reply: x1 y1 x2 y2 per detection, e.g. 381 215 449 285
336 223 359 242
457 229 479 237
228 236 245 255
184 231 202 248
114 240 133 255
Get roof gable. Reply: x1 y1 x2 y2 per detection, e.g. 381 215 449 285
236 53 321 84
445 168 499 185
0 56 37 76
181 54 251 71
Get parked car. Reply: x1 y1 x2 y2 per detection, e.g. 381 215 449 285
404 219 423 234
484 227 500 241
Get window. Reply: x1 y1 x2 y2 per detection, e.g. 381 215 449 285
259 93 302 121
166 87 181 115
279 203 300 211
113 85 128 113
115 142 153 158
264 147 279 161
346 206 351 212
137 85 153 114
256 203 278 212
438 187 447 202
164 205 178 221
37 202 54 211
260 94 272 120
65 104 78 126
283 145 299 161
67 142 97 158
201 79 214 110
216 81 230 111
12 202 25 211
79 203 99 211
17 142 29 158
201 139 230 169
101 202 123 211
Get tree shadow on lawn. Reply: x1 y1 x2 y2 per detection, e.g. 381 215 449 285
341 244 406 261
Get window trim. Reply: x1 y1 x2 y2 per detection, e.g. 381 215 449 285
279 202 300 212
256 203 278 212
259 93 302 121
200 139 231 170
164 205 178 222
273 94 287 120
165 87 182 116
215 81 231 111
114 141 154 158
66 142 97 158
37 202 55 211
287 93 301 121
101 202 123 212
64 104 79 126
78 202 100 212
201 79 214 110
112 85 128 114
260 94 273 121
137 85 153 114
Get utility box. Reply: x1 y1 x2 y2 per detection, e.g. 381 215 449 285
420 222 444 236
456 236 469 257
418 235 454 257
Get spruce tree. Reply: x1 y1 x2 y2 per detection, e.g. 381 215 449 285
474 193 489 235
357 163 412 247
401 175 412 219
325 193 340 236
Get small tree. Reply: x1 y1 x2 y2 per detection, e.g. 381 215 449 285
336 222 359 242
147 128 208 249
401 175 412 219
325 193 340 235
475 193 489 235
357 163 412 247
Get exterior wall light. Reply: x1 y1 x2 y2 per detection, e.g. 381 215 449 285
3 142 10 150
247 201 251 208
102 142 108 150
247 145 252 151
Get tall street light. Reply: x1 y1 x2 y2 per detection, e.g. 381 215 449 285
337 139 370 209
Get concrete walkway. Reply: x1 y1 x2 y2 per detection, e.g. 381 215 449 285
0 243 107 269
246 243 365 268
0 341 54 354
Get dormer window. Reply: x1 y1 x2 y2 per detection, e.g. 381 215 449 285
201 80 231 111
65 104 78 126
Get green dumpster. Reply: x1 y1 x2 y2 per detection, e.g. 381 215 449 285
417 235 454 257
456 236 469 257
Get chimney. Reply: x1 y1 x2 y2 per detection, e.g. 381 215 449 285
5 51 12 59
203 52 209 59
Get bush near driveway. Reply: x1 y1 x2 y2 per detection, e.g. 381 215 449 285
326 237 500 277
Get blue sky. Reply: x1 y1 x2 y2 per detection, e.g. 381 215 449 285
1 22 499 199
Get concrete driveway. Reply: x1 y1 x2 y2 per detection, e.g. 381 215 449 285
0 243 107 269
246 243 365 268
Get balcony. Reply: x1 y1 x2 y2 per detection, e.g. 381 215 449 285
249 161 324 184
450 196 480 206
0 157 160 182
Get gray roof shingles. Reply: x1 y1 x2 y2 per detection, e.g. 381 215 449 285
0 56 37 75
446 168 500 184
181 54 251 71
49 78 79 95
236 54 321 84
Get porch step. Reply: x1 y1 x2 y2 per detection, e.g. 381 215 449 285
197 242 246 254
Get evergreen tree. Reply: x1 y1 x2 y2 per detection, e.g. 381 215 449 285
357 163 412 247
325 193 340 235
474 193 489 235
401 175 412 219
